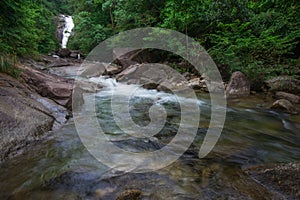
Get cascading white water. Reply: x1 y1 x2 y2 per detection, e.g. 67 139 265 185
62 15 74 48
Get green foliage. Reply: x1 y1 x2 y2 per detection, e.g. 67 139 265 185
208 1 300 82
68 12 110 54
0 0 298 84
0 0 62 56
0 54 22 78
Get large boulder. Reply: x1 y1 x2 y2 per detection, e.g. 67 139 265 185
79 62 106 78
21 65 73 109
116 63 188 92
226 71 250 98
0 73 54 162
265 76 300 94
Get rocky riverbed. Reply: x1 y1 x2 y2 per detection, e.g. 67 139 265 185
0 55 299 199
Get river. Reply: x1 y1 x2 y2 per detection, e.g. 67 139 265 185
0 77 299 199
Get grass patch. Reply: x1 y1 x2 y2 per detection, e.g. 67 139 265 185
0 54 22 78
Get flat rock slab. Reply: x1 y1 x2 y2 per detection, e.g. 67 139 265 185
0 73 54 162
21 64 73 109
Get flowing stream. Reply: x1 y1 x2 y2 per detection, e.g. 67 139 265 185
0 77 299 199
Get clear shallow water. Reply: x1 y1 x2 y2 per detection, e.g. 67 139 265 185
0 78 299 199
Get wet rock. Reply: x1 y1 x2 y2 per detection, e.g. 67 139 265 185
265 76 300 94
48 65 83 78
48 59 73 68
157 80 173 92
245 162 300 199
275 91 300 104
142 82 159 90
226 71 250 98
75 79 103 93
116 64 140 81
113 48 139 68
95 187 115 199
58 48 71 58
270 99 298 114
115 58 139 68
79 62 106 78
117 63 188 92
25 59 48 70
0 73 54 162
8 190 83 200
116 189 142 200
104 64 123 76
30 94 69 130
187 78 201 90
21 65 73 109
69 50 82 59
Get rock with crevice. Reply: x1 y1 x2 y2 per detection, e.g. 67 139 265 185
226 71 250 98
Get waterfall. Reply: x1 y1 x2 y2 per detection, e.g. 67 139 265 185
61 15 74 48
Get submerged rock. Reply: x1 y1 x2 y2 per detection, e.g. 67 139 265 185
116 189 142 200
245 162 300 199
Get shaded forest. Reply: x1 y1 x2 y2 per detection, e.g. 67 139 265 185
0 0 299 83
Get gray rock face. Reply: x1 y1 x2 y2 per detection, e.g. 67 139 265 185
266 76 300 94
0 74 54 162
226 71 250 98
